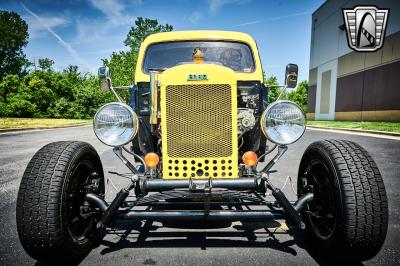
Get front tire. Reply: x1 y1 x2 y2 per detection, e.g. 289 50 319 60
16 141 105 264
298 140 388 262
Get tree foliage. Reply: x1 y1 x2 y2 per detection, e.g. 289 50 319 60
264 75 282 103
103 17 173 86
0 11 29 79
38 58 54 71
102 50 137 86
124 17 173 52
102 17 173 101
288 80 308 112
0 66 114 119
264 75 308 112
0 15 174 119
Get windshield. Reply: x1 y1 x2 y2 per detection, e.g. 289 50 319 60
143 41 255 73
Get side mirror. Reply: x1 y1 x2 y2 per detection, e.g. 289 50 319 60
284 64 298 88
98 66 111 90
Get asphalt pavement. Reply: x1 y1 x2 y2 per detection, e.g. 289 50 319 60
0 126 399 266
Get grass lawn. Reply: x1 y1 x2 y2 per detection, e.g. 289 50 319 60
0 118 91 130
307 120 400 133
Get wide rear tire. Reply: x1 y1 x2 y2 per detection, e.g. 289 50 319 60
298 139 388 262
16 141 105 265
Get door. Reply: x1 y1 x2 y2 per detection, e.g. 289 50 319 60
315 59 338 120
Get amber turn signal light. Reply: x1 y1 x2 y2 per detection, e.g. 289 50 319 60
242 151 258 167
144 152 159 168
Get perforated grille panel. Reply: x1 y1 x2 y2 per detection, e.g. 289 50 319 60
162 84 238 179
166 84 232 157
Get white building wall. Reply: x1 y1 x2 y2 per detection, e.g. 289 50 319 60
310 0 400 120
310 0 400 70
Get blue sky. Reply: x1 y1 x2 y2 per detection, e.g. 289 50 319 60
0 0 325 82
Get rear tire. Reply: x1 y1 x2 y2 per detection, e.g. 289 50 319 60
16 141 105 264
298 139 388 262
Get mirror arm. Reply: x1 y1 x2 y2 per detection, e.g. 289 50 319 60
276 84 288 101
267 85 286 88
113 85 133 90
107 78 124 103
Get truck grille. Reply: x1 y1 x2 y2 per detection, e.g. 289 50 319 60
166 84 232 157
162 84 237 179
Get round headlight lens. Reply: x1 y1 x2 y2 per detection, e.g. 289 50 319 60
93 102 139 147
260 100 306 145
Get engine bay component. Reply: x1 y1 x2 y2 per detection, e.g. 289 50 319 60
238 108 256 135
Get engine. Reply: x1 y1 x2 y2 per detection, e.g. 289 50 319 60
238 108 255 135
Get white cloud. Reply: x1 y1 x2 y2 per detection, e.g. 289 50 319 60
24 15 69 39
20 2 88 68
229 11 310 28
72 0 138 45
208 0 251 15
87 0 132 25
88 0 124 18
76 0 137 45
75 18 103 44
73 15 132 46
188 11 203 23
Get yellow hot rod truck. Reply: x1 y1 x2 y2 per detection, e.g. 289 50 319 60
16 31 388 264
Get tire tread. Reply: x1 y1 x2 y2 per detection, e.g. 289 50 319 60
300 139 388 261
16 141 101 262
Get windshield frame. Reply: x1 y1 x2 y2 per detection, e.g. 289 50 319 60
141 40 257 74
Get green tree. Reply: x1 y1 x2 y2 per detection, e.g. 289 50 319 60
102 17 173 101
0 74 20 98
38 58 54 71
27 75 55 116
264 75 282 103
0 11 29 79
102 50 137 86
0 15 176 119
0 74 37 117
288 80 308 112
124 17 173 52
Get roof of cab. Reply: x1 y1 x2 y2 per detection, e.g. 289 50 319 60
141 30 257 46
135 30 264 83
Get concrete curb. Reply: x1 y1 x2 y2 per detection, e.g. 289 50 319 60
0 123 91 133
307 125 400 137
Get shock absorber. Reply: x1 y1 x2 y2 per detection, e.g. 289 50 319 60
263 174 303 228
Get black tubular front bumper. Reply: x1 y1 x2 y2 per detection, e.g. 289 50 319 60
138 178 264 193
85 185 313 224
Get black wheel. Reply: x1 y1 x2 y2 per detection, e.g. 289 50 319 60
298 140 388 262
16 141 105 264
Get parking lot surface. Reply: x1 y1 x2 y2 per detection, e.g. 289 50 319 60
0 126 399 265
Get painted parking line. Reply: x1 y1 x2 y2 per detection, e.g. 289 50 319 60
0 125 92 136
307 127 400 140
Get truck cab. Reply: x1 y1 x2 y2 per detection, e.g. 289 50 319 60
131 31 268 179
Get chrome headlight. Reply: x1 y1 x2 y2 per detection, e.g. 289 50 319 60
93 102 139 147
260 100 306 145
